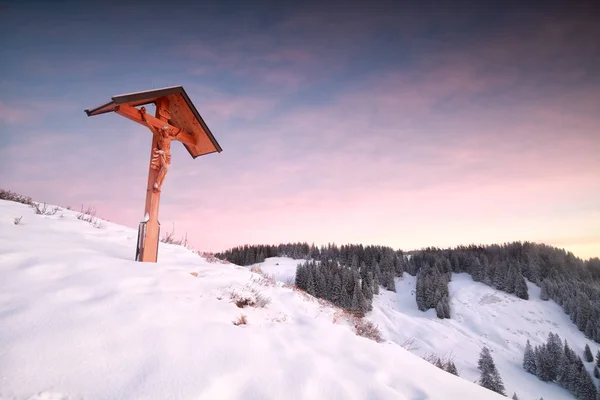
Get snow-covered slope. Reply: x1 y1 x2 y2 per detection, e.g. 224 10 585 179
0 199 504 400
254 257 600 400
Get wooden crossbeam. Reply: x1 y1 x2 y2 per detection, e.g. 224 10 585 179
115 104 197 147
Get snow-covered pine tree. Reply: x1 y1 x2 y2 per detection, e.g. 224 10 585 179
387 271 397 292
331 274 342 305
523 339 536 374
540 280 549 301
504 265 517 294
511 393 519 400
594 365 599 379
351 277 368 314
416 271 426 311
295 263 307 290
514 274 529 300
435 300 445 319
596 350 600 368
446 361 458 376
493 261 508 291
576 367 597 400
585 320 595 339
442 296 451 318
315 269 327 299
363 271 374 301
477 346 506 395
340 285 351 309
585 344 594 362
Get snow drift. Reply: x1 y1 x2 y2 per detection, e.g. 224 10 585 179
0 199 503 400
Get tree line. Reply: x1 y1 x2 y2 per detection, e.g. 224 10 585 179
216 241 600 343
523 332 597 400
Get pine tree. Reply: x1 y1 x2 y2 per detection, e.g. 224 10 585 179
340 285 351 309
535 343 554 382
382 271 396 292
373 273 380 295
577 367 597 400
478 346 506 395
596 350 600 368
511 393 519 400
442 296 451 318
585 320 595 339
351 277 367 314
523 339 536 374
315 270 327 299
436 300 446 319
363 272 374 301
416 273 426 311
540 280 549 301
514 274 529 300
585 344 594 362
594 365 599 379
547 332 563 381
504 265 517 294
446 361 458 376
331 274 342 305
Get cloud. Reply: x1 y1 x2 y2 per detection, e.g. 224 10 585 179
0 100 77 124
0 102 29 124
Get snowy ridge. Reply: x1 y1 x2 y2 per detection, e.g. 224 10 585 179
0 200 503 400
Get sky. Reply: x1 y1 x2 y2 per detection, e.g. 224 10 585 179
1 0 599 259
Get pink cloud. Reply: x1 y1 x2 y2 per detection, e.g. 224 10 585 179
0 100 76 124
0 102 31 124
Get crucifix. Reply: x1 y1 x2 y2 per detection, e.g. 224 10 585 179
85 86 222 262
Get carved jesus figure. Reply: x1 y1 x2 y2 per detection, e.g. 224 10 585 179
149 125 180 192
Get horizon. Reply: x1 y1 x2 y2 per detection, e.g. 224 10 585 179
1 0 599 259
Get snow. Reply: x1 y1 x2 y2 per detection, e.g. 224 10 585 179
369 274 600 400
0 199 503 400
252 259 600 400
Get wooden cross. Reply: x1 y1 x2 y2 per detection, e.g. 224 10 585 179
85 86 222 262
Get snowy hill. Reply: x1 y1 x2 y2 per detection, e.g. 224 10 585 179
255 257 600 400
0 199 504 400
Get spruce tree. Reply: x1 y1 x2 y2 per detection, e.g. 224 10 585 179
477 346 506 395
362 272 374 301
514 274 529 300
436 300 446 319
504 265 517 294
585 344 594 362
351 277 367 314
332 274 342 305
596 350 600 368
523 339 536 374
315 270 327 299
540 280 549 301
594 365 599 379
295 263 307 290
373 273 380 295
446 361 458 376
340 286 351 309
577 368 597 400
585 320 595 338
511 393 519 400
306 267 316 296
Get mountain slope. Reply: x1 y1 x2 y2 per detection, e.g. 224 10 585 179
255 257 600 400
0 199 504 400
